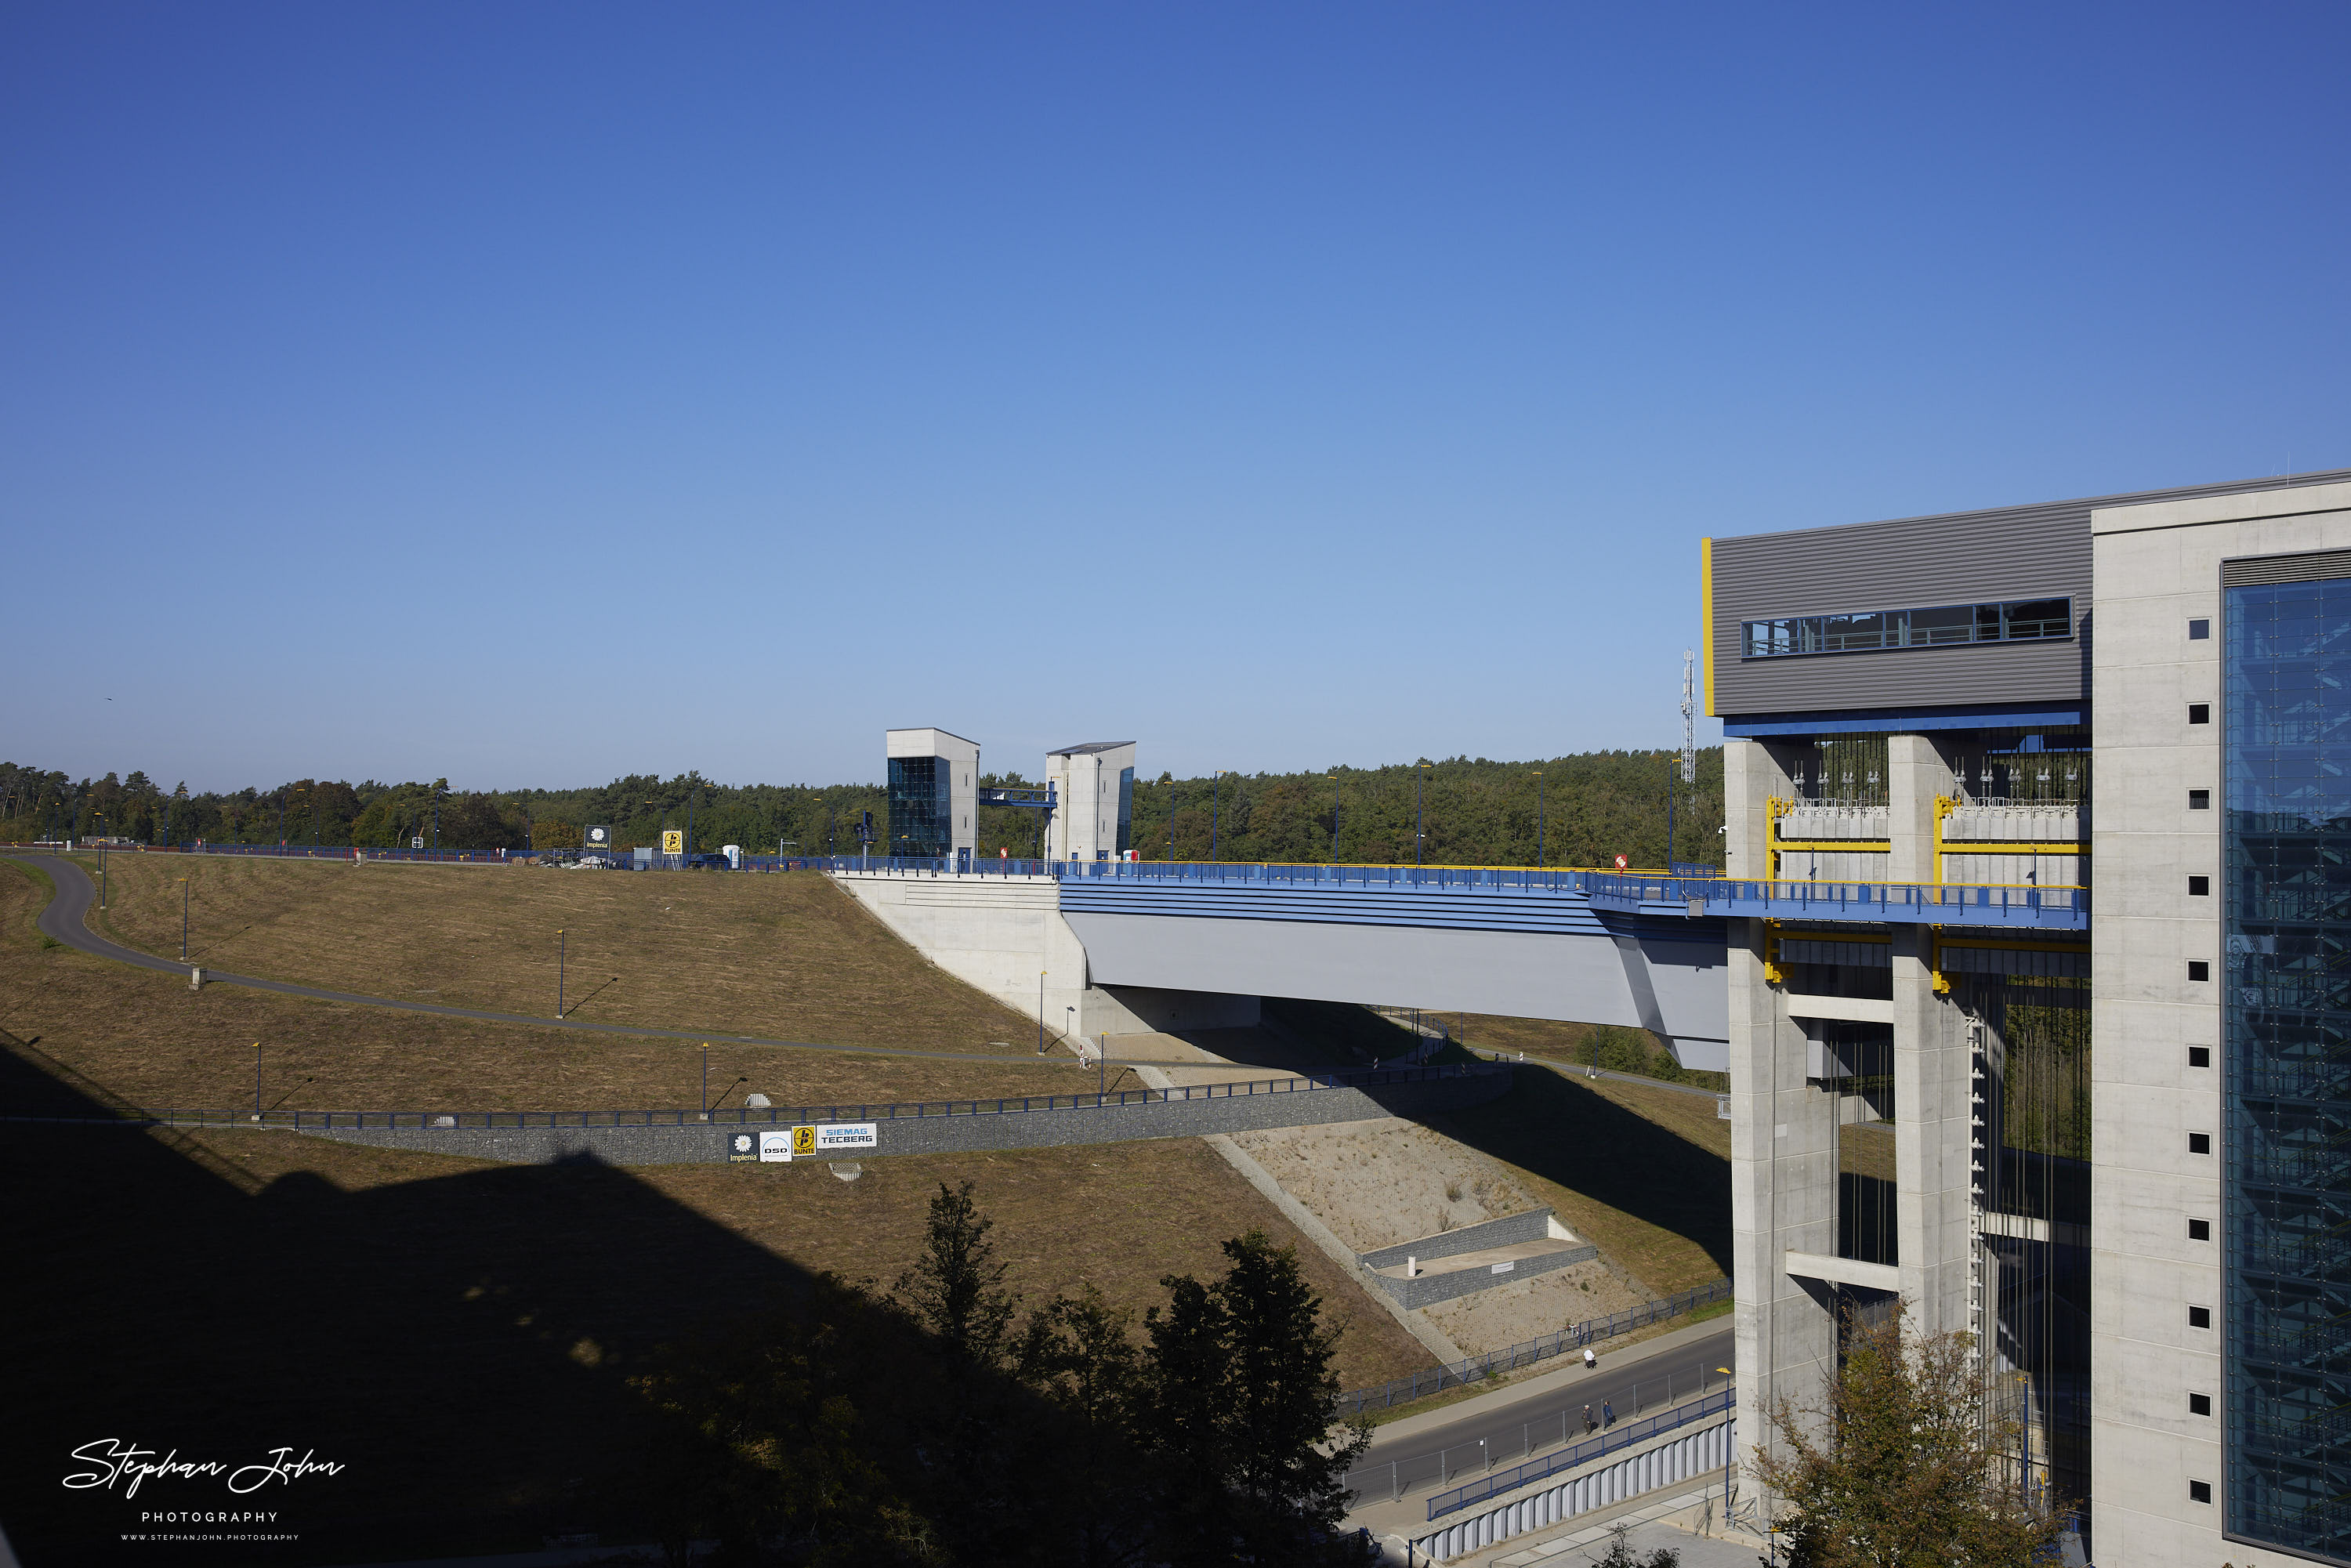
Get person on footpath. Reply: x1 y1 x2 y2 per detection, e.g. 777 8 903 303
1582 1403 1594 1434
1583 1346 1596 1371
1602 1400 1614 1428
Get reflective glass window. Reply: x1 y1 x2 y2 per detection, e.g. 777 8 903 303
2225 576 2351 1559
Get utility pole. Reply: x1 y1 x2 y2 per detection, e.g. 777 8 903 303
1416 763 1433 867
1679 649 1697 869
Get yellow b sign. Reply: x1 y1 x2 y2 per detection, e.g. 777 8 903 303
791 1124 817 1158
661 829 685 855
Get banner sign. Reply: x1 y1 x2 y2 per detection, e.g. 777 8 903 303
724 1130 759 1164
759 1130 792 1163
585 825 612 850
790 1124 817 1158
661 829 685 855
813 1122 878 1152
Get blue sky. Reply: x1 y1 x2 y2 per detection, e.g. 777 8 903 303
7 3 2347 791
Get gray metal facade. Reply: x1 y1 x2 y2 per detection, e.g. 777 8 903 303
1709 468 2351 721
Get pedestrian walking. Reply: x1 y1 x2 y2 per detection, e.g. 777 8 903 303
1603 1400 1614 1428
1583 1346 1597 1371
1582 1403 1593 1434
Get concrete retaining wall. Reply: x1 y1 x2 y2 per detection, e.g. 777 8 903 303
1360 1207 1559 1269
300 1068 1512 1166
1360 1207 1597 1309
1374 1241 1599 1311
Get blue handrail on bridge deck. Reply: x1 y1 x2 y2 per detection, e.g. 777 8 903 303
821 856 2088 929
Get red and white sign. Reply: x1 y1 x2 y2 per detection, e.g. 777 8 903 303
1614 853 1629 868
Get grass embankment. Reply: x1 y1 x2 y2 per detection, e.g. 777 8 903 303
74 852 1039 1053
1 862 1093 1114
0 860 1433 1561
1449 1010 1730 1092
1429 1062 1732 1295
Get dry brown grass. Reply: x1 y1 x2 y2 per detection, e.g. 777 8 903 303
2 856 1433 1559
0 860 1104 1113
74 852 1039 1052
0 1114 1427 1560
1425 1063 1732 1295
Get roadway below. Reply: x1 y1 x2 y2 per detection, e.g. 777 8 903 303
2 853 1206 1070
1349 1318 1733 1501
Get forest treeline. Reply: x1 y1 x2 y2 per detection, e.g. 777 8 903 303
0 746 1723 868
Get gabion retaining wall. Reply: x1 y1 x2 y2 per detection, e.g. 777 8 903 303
299 1068 1511 1166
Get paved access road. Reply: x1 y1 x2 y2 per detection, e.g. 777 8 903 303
3 853 1161 1067
1349 1325 1733 1500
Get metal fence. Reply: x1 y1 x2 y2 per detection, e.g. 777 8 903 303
1335 1277 1732 1415
1344 1360 1731 1508
1 1059 1503 1131
1424 1387 1736 1521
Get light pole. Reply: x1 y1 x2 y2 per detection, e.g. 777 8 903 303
255 1042 263 1118
1037 970 1047 1054
556 929 566 1018
179 877 190 961
701 1044 710 1117
1328 773 1339 868
1665 753 1676 871
1534 770 1545 870
1717 1367 1734 1521
1415 763 1433 867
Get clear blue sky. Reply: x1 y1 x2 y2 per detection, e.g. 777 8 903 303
8 3 2347 792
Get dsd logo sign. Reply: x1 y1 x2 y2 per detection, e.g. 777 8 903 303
585 824 611 849
661 829 686 855
759 1130 792 1163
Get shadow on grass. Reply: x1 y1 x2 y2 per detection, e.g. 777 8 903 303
0 1038 1139 1566
1422 1065 1733 1284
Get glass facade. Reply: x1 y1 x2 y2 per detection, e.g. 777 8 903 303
2226 578 2351 1561
1741 596 2072 658
1116 766 1135 855
886 755 951 858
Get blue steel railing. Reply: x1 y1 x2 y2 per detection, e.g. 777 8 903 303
40 846 2088 926
827 856 2088 926
1425 1387 1735 1520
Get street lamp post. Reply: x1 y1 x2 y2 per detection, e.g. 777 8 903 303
1328 773 1339 867
701 1044 710 1117
1037 970 1047 1054
1717 1367 1735 1521
179 878 190 961
1534 770 1545 869
1415 763 1433 867
1210 772 1221 863
1665 753 1676 871
556 929 566 1017
255 1042 263 1118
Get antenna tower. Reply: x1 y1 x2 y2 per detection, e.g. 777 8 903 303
1680 649 1696 784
